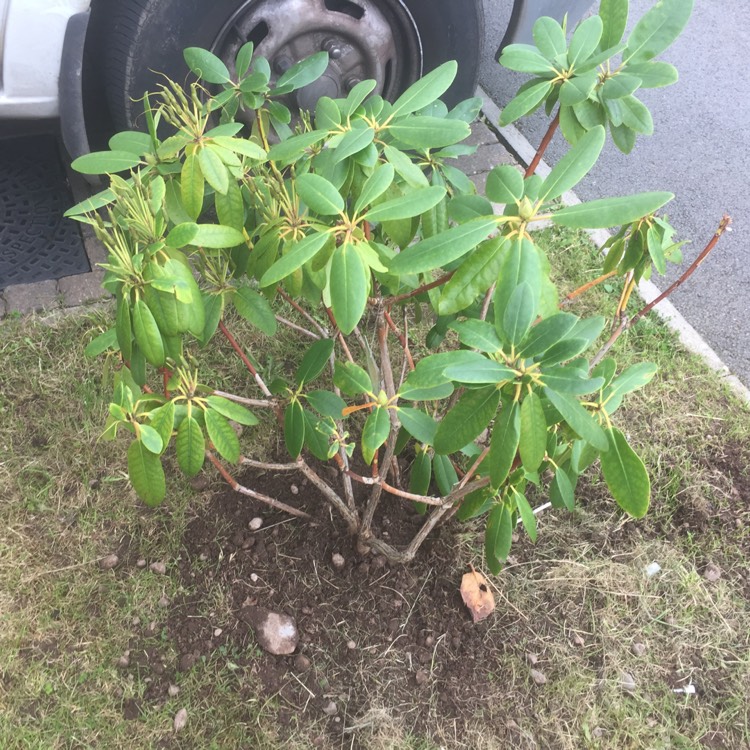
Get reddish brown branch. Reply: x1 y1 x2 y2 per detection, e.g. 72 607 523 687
561 270 618 307
525 110 560 178
385 272 454 306
383 310 415 371
218 319 273 397
324 307 355 363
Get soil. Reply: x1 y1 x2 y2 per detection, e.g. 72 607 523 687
116 439 750 748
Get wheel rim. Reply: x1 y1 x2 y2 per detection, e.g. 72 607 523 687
212 0 423 108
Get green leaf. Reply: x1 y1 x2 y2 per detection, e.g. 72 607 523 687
539 126 605 202
306 390 346 419
503 281 537 346
193 224 245 248
138 423 164 455
610 123 637 154
485 504 513 574
361 406 390 465
260 231 330 287
599 0 629 49
275 51 329 92
500 44 555 75
619 94 653 134
71 150 142 175
515 491 538 542
354 163 395 215
334 361 373 397
489 402 520 488
449 319 502 353
333 126 375 163
390 61 457 117
625 61 678 88
518 313 578 358
302 410 331 462
296 173 344 216
600 427 650 517
166 222 199 249
624 0 693 64
533 16 567 59
364 186 446 223
184 47 231 83
387 117 470 149
438 236 506 315
148 401 175 454
384 145 430 188
85 328 118 358
519 392 547 471
552 192 673 228
601 73 642 100
108 130 153 156
457 487 495 521
65 187 117 217
486 165 524 204
432 454 458 496
409 451 432 497
539 366 603 395
132 299 165 367
127 440 166 507
211 136 266 160
397 408 438 446
267 130 327 163
559 71 598 106
284 401 306 459
198 146 229 195
176 416 205 477
388 219 497 275
551 467 576 510
206 396 258 426
181 153 204 221
205 410 240 464
330 242 368 335
444 353 516 385
647 225 667 275
433 386 500 455
295 338 335 386
233 287 277 335
543 388 608 451
568 15 603 66
499 79 552 126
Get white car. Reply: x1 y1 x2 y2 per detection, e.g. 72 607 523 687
0 0 589 156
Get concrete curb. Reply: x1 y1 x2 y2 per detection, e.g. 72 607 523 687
478 87 750 405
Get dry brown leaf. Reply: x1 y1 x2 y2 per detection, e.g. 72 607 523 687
460 568 495 622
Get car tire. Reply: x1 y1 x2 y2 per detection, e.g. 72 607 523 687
102 0 484 130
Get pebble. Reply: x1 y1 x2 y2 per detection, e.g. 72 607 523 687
346 640 356 650
571 633 585 647
620 671 637 693
132 617 141 626
250 573 259 583
631 642 647 657
322 700 338 717
703 562 722 582
116 651 130 668
592 727 605 738
526 652 539 666
190 476 209 492
294 654 312 672
168 684 180 697
199 553 208 562
173 707 188 732
530 669 547 686
136 558 147 568
150 561 167 575
158 596 170 609
99 554 119 570
291 484 299 495
213 628 223 637
249 517 263 531
415 669 429 686
424 635 435 647
331 553 345 570
147 621 158 635
244 607 299 655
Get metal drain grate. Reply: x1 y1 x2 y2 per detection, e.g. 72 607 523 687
0 136 89 290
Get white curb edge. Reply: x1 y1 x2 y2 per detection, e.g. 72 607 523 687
477 87 750 405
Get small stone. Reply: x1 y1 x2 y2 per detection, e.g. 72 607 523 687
150 561 167 575
158 596 170 609
645 562 662 577
173 707 188 732
250 573 259 583
213 628 223 637
424 635 435 648
136 558 147 569
703 562 722 582
179 652 198 672
331 553 345 570
346 640 356 650
168 684 180 697
631 642 647 657
99 554 119 570
190 476 209 492
415 669 429 686
371 555 387 570
249 517 263 531
132 617 141 627
294 654 312 672
322 700 338 717
620 671 637 693
291 484 299 495
530 669 547 686
592 727 605 739
147 621 158 635
199 553 208 562
116 651 130 668
241 607 298 655
526 652 539 666
571 633 585 647
89 478 101 490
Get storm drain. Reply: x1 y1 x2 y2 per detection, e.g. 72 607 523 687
0 136 89 290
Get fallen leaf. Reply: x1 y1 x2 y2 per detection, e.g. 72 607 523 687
460 568 495 623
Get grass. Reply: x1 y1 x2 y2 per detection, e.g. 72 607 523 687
0 225 749 749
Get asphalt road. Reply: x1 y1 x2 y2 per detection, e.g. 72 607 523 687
479 0 750 388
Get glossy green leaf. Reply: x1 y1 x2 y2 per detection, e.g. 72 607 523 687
619 94 653 134
132 299 165 367
354 163 395 215
302 409 331 462
568 15 603 66
283 401 305 459
198 146 229 195
383 145 429 188
489 401 520 488
409 451 432 496
275 51 329 92
539 126 605 202
206 396 258 426
388 219 497 275
514 490 538 542
138 423 164 455
127 439 166 507
485 504 513 574
624 0 693 64
85 328 118 358
559 71 598 106
599 0 630 49
166 222 199 249
333 126 375 163
181 153 204 221
184 47 231 83
295 338 335 386
519 313 578 358
552 191 673 228
296 173 344 216
211 136 266 160
432 454 458 496
71 150 142 175
610 123 637 154
486 165 524 204
333 361 373 397
539 366 603 395
194 224 245 248
306 390 346 419
390 61 457 117
398 407 438 446
387 117 470 149
176 415 205 477
260 231 330 287
364 186 445 223
361 406 390 465
444 353 516 385
500 44 555 75
233 287 277 335
543 388 608 450
625 61 678 88
503 281 537 346
267 130 328 163
433 386 500 455
533 16 567 59
600 427 650 517
519 392 547 471
449 319 502 353
330 242 368 335
108 130 152 156
205 409 240 464
601 73 642 100
499 79 552 126
551 466 576 510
